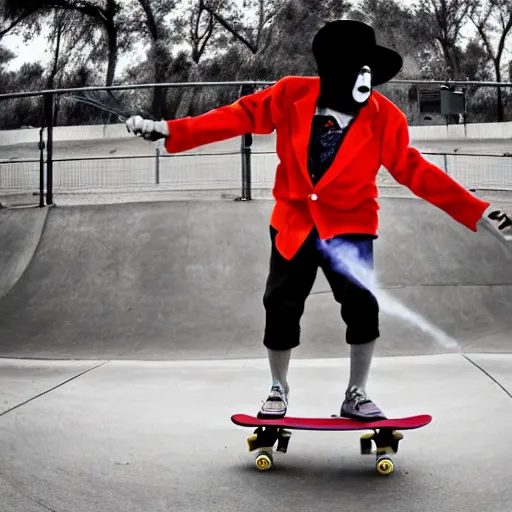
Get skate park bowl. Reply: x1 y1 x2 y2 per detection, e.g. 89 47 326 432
2 183 512 509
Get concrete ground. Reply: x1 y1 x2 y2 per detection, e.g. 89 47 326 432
1 195 512 511
1 354 512 512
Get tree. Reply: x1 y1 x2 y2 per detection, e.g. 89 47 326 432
199 0 282 56
459 38 492 80
45 9 98 122
0 45 15 68
349 0 432 77
2 0 121 86
0 62 46 128
0 0 37 38
413 0 476 79
0 45 16 94
123 0 177 117
173 0 217 118
261 0 352 76
469 0 512 121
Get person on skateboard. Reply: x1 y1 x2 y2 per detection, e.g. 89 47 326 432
126 19 512 422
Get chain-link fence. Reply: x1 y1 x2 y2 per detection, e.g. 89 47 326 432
2 148 511 200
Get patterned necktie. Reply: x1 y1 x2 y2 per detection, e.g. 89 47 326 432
308 115 345 184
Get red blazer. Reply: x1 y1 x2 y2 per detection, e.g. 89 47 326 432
165 76 489 260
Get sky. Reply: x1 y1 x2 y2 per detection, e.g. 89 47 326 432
3 30 51 71
2 25 136 75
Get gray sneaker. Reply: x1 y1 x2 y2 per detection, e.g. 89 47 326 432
257 384 288 419
340 386 386 421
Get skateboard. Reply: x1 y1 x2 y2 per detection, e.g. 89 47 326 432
231 413 432 475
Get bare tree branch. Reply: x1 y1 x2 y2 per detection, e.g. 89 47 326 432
0 11 35 37
199 0 259 53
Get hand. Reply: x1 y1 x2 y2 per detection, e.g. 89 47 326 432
478 205 512 241
125 115 169 141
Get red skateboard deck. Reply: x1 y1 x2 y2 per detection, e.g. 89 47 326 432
231 413 432 431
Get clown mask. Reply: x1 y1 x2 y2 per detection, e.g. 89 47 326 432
315 58 374 114
312 20 403 115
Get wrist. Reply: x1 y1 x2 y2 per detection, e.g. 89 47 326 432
155 120 169 137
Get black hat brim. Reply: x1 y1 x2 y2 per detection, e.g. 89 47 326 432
368 46 403 86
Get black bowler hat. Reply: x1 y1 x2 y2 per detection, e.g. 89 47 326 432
312 19 403 86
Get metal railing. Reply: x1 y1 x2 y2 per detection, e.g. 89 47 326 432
1 79 512 205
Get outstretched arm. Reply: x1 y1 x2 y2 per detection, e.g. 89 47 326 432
381 111 490 231
126 80 285 153
165 83 281 153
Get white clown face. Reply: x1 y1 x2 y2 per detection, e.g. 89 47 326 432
352 65 372 104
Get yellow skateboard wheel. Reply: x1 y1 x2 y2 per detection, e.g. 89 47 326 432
376 457 394 475
255 452 273 471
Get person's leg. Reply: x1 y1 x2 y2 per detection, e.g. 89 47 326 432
267 348 291 395
319 235 385 421
259 226 319 418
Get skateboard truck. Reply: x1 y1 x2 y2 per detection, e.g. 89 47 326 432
246 427 292 471
247 426 292 453
246 426 403 474
360 428 404 475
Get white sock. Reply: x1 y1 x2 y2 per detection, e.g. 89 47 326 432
347 340 376 394
267 348 291 395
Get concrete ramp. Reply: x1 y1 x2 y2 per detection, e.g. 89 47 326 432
0 207 47 300
0 198 511 360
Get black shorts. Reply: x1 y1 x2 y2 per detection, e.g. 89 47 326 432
262 226 379 350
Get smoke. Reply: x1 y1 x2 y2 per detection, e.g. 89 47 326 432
317 237 460 351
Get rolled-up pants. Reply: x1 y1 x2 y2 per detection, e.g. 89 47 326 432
263 226 379 350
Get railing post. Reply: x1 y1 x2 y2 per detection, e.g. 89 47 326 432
38 127 45 207
237 84 255 201
155 146 160 184
44 92 54 205
240 134 252 200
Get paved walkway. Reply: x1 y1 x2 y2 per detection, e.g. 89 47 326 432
1 354 512 512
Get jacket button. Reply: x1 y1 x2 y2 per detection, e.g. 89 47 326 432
309 193 318 201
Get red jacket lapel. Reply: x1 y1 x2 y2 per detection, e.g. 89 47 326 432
290 80 320 187
291 83 380 192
